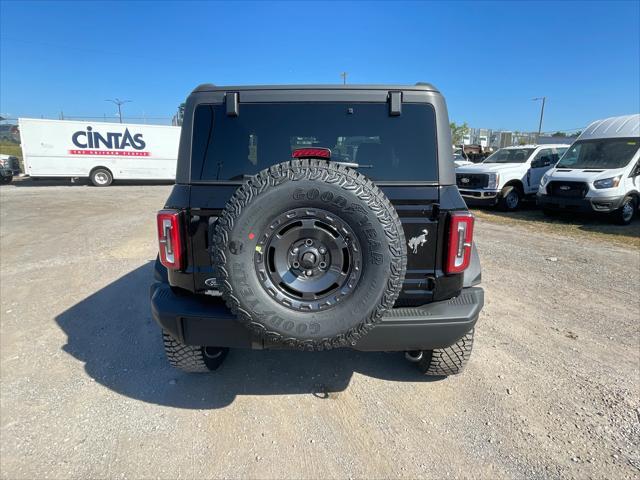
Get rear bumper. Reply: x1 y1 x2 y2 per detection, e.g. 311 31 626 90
150 283 484 351
459 189 500 206
537 193 625 213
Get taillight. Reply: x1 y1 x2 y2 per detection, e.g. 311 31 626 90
292 147 331 159
445 211 474 274
157 210 184 270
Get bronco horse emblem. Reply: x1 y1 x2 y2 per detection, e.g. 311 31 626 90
408 229 429 254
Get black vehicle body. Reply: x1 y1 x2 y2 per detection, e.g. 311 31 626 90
0 167 13 184
151 84 483 356
0 155 21 175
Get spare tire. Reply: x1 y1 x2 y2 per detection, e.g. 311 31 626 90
213 159 407 350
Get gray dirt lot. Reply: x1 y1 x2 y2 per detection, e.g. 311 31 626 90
1 183 639 479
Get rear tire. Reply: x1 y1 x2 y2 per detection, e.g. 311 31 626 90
162 331 228 373
416 329 474 376
613 196 635 225
1 175 12 184
497 186 521 211
90 168 113 187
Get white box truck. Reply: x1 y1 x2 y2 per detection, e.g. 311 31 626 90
18 118 181 186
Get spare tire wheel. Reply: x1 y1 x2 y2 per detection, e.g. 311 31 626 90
213 159 407 350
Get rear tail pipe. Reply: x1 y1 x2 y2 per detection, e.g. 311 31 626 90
405 350 423 362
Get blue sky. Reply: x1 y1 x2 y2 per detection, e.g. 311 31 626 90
1 0 638 132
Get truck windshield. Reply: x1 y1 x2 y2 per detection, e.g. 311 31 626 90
483 148 535 164
191 103 438 182
555 138 640 169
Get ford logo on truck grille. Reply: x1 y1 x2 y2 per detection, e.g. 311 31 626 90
559 185 571 191
460 177 470 184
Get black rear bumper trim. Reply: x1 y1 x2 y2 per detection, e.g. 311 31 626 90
150 283 483 351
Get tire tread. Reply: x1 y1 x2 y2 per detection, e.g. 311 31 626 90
213 159 407 351
418 329 474 376
162 331 211 373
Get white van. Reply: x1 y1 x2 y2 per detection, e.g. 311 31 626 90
19 118 181 186
537 114 640 225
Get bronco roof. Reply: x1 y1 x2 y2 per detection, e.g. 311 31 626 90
191 83 439 94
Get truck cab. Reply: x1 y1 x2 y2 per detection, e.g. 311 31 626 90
455 144 569 210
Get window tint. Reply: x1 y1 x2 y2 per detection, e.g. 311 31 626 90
533 149 553 161
554 147 568 163
483 148 535 164
191 103 438 181
556 138 640 169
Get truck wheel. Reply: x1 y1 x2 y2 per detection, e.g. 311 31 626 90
415 329 474 376
162 331 228 373
613 196 636 225
1 175 12 184
213 159 407 351
90 168 113 187
497 186 521 211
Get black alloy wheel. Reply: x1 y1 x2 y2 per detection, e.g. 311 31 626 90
254 208 363 312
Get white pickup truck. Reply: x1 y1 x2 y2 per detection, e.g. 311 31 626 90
455 144 569 210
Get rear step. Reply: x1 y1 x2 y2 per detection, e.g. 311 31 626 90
150 283 483 352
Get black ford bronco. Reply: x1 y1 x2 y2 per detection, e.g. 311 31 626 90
151 84 483 376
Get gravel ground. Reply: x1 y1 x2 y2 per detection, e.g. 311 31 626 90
1 183 639 479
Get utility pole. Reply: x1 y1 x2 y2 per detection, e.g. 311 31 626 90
340 72 348 85
105 98 132 123
532 96 546 139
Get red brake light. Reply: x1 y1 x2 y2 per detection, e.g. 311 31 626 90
292 147 331 159
157 210 184 270
445 211 474 274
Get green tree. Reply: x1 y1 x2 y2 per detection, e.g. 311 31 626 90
450 121 469 145
173 102 186 126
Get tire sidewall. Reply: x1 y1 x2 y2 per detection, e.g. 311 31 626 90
500 186 520 211
616 196 635 225
214 162 405 348
91 168 112 187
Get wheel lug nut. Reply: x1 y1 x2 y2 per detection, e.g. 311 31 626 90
305 239 313 246
319 247 326 254
306 270 313 276
292 261 300 268
319 262 327 269
292 247 299 254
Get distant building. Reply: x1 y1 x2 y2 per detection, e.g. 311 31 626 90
537 135 577 145
462 128 515 148
458 126 576 148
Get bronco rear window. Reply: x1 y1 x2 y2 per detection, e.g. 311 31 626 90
190 103 438 182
